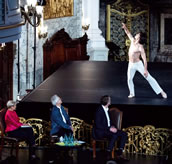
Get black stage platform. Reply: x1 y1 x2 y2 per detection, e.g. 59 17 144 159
18 61 172 128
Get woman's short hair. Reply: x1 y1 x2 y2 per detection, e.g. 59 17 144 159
100 95 110 106
51 95 60 106
6 100 16 108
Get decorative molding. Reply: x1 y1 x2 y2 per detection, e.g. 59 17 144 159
18 116 172 157
123 125 172 156
0 22 25 30
19 117 92 147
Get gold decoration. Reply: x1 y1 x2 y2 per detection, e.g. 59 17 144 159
110 8 148 17
25 118 51 146
82 122 93 148
82 24 90 31
18 117 93 147
70 117 84 139
125 39 131 47
19 118 51 146
17 117 172 156
43 0 74 20
107 0 149 61
106 5 111 41
0 22 25 30
70 117 93 148
123 125 172 155
19 117 26 123
38 32 48 39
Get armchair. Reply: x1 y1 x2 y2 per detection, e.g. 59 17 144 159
92 107 123 159
0 108 25 159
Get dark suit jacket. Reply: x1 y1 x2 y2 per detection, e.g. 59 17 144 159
50 105 71 135
93 105 113 139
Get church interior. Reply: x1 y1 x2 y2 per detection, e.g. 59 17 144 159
0 0 172 164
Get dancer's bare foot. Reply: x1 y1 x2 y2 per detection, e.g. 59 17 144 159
161 91 167 99
128 94 135 98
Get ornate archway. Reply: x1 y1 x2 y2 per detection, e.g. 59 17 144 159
106 0 149 61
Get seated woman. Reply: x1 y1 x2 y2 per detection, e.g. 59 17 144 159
50 95 73 137
5 100 39 160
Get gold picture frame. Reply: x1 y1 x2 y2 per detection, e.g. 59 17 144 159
43 0 74 20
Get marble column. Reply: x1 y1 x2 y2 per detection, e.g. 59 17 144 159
82 0 109 61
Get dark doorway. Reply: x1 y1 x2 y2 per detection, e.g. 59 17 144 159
165 18 172 45
0 42 13 108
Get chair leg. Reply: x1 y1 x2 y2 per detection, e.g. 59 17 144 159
10 142 14 156
111 148 115 159
92 140 96 158
16 142 19 160
0 139 4 160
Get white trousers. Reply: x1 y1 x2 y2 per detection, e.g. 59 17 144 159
127 60 163 96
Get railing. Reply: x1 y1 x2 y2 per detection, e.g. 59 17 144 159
123 125 172 156
19 117 93 147
18 117 172 156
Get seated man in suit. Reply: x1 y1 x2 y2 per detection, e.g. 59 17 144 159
93 95 128 160
50 95 73 137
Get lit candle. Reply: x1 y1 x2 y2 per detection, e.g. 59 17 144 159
36 6 43 15
85 18 90 25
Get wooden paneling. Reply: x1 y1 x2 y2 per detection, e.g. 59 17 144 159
43 29 89 79
0 43 13 108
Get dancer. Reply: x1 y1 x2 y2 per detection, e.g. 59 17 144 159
122 23 167 98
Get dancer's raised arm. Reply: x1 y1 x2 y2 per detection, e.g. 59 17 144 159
122 23 134 41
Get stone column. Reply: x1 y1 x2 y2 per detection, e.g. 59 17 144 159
82 0 109 61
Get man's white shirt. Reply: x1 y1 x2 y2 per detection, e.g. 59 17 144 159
102 105 110 127
57 106 66 123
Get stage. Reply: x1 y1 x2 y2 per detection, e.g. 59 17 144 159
18 61 172 128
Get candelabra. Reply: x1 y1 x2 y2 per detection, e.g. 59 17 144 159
82 18 90 32
82 24 90 31
0 43 5 51
38 31 48 39
38 19 48 39
20 1 42 89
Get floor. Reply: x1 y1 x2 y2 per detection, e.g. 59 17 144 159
21 61 172 105
0 147 171 164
